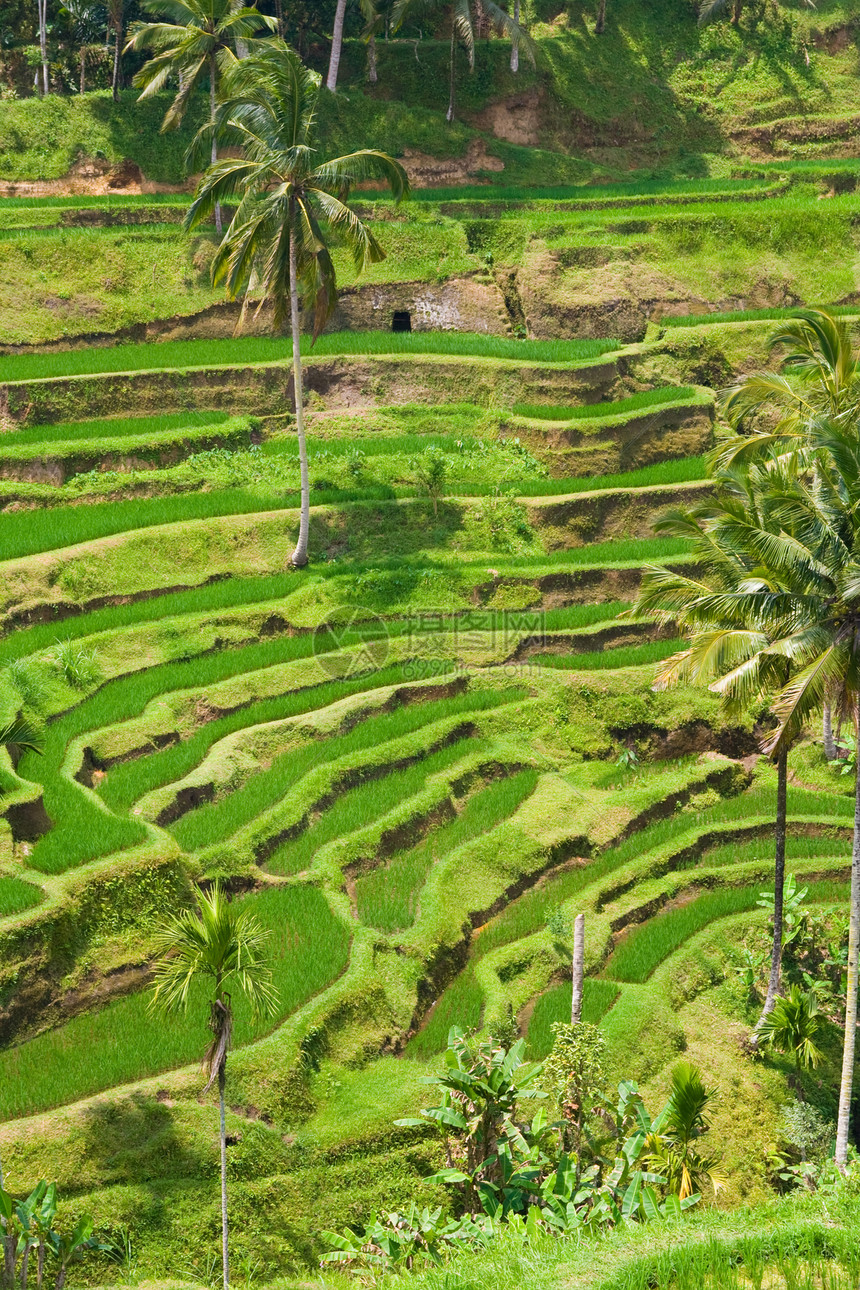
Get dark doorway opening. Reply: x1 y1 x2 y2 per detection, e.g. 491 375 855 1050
392 310 412 332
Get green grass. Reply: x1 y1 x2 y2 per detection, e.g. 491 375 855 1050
605 879 849 983
0 331 620 385
513 387 699 421
169 688 516 854
0 883 349 1120
0 875 43 917
354 768 540 932
660 304 860 328
6 410 231 447
527 978 620 1057
266 736 486 877
517 457 708 497
16 631 381 873
534 638 686 671
98 664 414 814
405 965 485 1060
366 177 775 204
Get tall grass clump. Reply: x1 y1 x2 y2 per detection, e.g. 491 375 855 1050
0 332 620 384
0 883 349 1119
355 768 539 931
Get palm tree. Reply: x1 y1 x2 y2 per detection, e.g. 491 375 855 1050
645 1062 724 1200
150 883 277 1290
185 41 409 567
391 0 534 123
758 985 824 1084
654 416 860 1172
719 309 860 759
0 718 45 760
635 463 799 1037
36 0 49 93
125 0 277 232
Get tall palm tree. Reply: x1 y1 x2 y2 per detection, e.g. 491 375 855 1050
185 41 409 567
150 883 277 1290
391 0 534 123
718 309 860 759
635 463 799 1036
125 0 277 231
664 418 860 1172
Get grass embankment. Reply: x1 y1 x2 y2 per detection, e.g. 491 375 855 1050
0 883 349 1121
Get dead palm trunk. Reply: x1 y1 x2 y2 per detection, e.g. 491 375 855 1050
209 54 222 235
835 702 860 1172
289 214 310 567
824 704 836 760
326 0 348 91
753 744 788 1039
510 0 519 71
571 913 585 1023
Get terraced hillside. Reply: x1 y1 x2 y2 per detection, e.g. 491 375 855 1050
0 177 857 1281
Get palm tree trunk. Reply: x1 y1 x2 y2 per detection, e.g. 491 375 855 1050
367 34 377 83
835 702 860 1172
510 0 519 71
754 744 788 1037
111 2 123 102
446 21 456 124
218 1063 229 1290
571 913 584 1023
326 0 348 91
595 0 607 33
210 57 222 236
289 218 310 568
38 0 49 94
80 46 86 95
824 704 836 760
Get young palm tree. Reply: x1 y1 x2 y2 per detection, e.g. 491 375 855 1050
391 0 534 123
150 883 277 1290
645 1062 724 1200
185 41 409 567
125 0 277 231
0 718 45 758
635 463 799 1037
757 985 824 1083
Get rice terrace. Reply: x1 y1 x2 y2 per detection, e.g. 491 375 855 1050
7 0 860 1287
